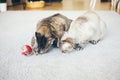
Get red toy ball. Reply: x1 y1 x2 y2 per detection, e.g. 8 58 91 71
21 45 32 56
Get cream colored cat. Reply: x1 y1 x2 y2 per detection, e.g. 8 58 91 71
60 11 107 53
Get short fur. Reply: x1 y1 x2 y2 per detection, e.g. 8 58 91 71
60 38 75 53
31 13 72 54
61 11 107 53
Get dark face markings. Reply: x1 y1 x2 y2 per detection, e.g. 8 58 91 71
35 32 56 53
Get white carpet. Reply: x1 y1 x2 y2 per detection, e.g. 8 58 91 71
0 11 120 80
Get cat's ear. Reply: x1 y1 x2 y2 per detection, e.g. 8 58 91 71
35 32 41 37
60 40 66 46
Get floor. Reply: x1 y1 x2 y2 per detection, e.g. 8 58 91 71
7 0 112 11
0 10 120 80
